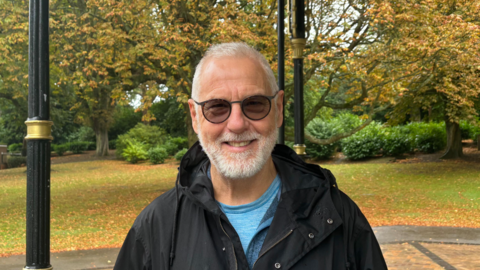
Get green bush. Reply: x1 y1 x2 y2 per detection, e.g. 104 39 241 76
53 144 68 156
326 112 363 152
116 123 167 158
109 139 117 150
305 120 338 159
66 126 95 143
148 147 169 164
122 140 148 164
342 122 384 160
460 120 471 140
109 105 142 141
7 143 23 153
162 141 179 156
169 137 189 150
305 112 362 159
405 122 446 153
382 126 411 156
161 137 189 156
67 141 90 154
175 148 188 161
460 119 480 141
7 155 26 168
86 141 96 151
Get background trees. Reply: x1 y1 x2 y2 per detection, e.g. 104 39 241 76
1 0 479 158
384 0 480 159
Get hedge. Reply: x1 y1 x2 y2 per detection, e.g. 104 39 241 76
7 156 26 168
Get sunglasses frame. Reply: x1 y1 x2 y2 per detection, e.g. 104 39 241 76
193 92 279 124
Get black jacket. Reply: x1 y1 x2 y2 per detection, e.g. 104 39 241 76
114 143 387 270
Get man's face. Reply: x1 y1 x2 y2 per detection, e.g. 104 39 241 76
188 57 284 179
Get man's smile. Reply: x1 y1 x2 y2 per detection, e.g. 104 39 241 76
224 140 256 148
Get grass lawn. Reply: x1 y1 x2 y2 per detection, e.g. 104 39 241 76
1 159 479 256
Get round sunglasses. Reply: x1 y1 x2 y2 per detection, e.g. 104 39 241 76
193 92 278 124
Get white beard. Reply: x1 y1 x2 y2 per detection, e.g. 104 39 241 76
197 123 278 180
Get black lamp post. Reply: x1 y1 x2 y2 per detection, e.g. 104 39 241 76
25 0 53 269
288 0 306 156
278 0 285 144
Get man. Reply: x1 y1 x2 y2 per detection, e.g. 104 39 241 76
114 43 387 270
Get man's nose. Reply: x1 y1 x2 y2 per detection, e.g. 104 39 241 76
226 103 248 133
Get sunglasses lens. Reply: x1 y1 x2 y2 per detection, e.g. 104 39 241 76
203 99 231 123
243 96 271 120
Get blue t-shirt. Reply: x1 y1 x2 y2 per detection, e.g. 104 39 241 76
213 171 281 269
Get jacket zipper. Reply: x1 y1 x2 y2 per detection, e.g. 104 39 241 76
252 229 294 268
219 217 238 270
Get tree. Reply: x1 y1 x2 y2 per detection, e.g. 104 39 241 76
284 0 402 144
0 0 78 145
125 0 279 146
298 0 480 161
384 0 480 159
0 0 29 143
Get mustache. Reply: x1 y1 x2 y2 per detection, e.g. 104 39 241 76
217 131 261 143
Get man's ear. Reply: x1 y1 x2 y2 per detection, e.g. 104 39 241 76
275 90 284 128
188 99 199 134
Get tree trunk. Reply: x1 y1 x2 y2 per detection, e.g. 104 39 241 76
93 120 108 157
185 108 198 147
440 119 463 159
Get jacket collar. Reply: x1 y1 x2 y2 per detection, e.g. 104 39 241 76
177 142 335 219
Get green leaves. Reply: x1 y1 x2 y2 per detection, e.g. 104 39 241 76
122 140 148 164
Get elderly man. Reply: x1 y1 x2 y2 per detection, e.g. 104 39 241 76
114 43 387 270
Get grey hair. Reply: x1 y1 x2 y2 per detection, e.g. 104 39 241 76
191 42 279 101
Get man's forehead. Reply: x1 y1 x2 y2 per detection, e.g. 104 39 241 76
199 57 268 98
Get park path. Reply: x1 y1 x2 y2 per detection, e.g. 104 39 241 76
1 226 480 269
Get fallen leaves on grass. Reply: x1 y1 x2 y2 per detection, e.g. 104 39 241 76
2 158 480 257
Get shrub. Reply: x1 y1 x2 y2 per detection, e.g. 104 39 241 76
460 120 480 141
66 126 95 142
472 127 480 142
382 126 411 156
305 119 338 159
305 112 363 159
162 141 179 156
148 147 169 164
7 155 26 168
161 137 189 156
67 141 90 154
116 123 167 158
342 122 384 160
405 122 446 153
109 139 117 150
169 137 189 150
109 105 142 141
53 144 68 156
460 120 471 140
122 140 148 164
7 143 23 153
175 148 188 161
86 141 96 151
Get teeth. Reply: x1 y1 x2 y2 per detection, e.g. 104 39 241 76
228 141 251 147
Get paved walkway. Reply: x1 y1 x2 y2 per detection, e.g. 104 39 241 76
1 226 480 270
375 226 480 269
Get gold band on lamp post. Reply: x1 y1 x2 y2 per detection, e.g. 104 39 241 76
291 38 306 59
293 144 306 155
24 267 53 270
25 120 54 140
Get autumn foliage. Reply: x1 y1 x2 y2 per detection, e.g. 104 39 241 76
1 0 479 156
